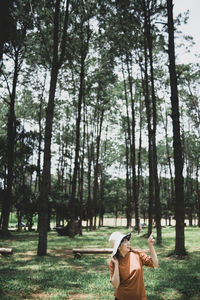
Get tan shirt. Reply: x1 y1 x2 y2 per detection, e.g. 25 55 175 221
109 249 154 300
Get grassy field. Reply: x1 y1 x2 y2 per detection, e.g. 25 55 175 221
0 226 200 300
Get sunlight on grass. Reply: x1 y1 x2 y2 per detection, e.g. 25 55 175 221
0 226 200 299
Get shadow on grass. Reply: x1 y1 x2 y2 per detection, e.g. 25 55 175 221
0 253 112 299
1 226 200 300
145 250 200 300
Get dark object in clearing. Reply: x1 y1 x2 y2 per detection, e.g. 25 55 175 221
55 219 81 238
15 222 25 227
0 248 13 255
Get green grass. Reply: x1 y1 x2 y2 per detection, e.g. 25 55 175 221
0 226 200 299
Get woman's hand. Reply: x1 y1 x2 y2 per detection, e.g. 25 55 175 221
148 233 159 268
148 233 155 246
110 254 120 289
111 254 119 266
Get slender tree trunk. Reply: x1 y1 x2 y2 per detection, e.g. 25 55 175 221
1 49 19 233
125 134 131 228
122 61 132 228
98 165 105 228
145 6 162 244
195 161 200 227
37 0 70 255
69 7 90 232
185 138 193 227
93 109 104 229
126 56 140 233
79 102 86 235
68 146 73 196
70 52 85 228
98 129 108 228
87 140 93 230
167 0 186 256
141 41 154 237
35 73 46 194
137 93 143 205
38 64 59 255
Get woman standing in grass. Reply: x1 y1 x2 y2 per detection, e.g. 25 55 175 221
109 231 158 300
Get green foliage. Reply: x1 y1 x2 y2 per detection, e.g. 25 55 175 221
50 180 69 221
104 178 126 214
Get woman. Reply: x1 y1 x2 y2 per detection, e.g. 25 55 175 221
109 231 158 300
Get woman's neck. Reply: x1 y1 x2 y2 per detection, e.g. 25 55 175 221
119 250 129 257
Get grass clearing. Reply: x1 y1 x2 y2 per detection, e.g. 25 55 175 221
0 226 200 299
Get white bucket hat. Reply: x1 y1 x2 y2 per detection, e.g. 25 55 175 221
109 231 131 256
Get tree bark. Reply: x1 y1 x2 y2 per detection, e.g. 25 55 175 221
98 163 105 228
125 134 132 228
126 56 140 233
87 137 93 230
167 0 186 256
145 4 162 244
79 100 86 235
93 108 104 229
0 0 14 61
69 50 85 228
35 72 46 194
69 4 90 232
122 61 132 228
137 92 143 208
1 49 19 233
195 161 200 227
37 0 70 255
141 41 154 237
37 65 59 255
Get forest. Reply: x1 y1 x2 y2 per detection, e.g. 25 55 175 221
0 0 200 258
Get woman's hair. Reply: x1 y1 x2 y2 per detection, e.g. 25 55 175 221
115 249 120 259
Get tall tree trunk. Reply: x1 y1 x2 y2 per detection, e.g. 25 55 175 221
145 5 162 244
69 4 90 232
125 134 131 228
37 65 59 255
37 0 70 255
87 138 93 230
79 101 86 235
185 137 193 227
0 0 14 61
69 51 85 227
126 56 140 233
98 168 105 228
167 0 186 256
137 92 143 207
141 40 154 237
195 160 200 227
93 108 104 229
122 60 132 228
35 72 46 193
98 127 108 228
1 49 19 233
